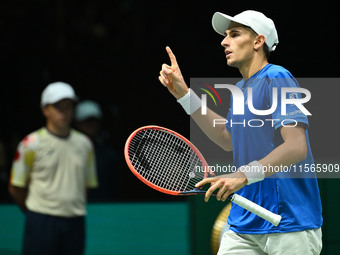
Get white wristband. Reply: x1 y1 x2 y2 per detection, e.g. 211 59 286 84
177 89 201 115
239 161 265 185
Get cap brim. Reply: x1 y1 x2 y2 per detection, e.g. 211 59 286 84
212 12 234 36
52 96 79 104
41 96 78 107
212 12 249 36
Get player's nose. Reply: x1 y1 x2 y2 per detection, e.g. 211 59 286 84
221 36 230 47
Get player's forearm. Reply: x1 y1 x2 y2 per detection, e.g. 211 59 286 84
191 108 232 151
259 137 307 177
8 185 28 213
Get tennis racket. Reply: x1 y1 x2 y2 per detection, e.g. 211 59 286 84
124 125 281 226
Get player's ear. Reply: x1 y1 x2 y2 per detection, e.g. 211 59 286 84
254 35 266 51
41 105 49 117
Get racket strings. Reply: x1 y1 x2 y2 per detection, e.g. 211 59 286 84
146 130 176 188
145 130 193 191
130 129 179 189
128 128 205 192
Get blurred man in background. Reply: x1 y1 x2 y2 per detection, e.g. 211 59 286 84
74 100 120 201
9 82 98 255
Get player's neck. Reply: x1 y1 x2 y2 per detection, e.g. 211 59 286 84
239 57 268 80
46 122 71 138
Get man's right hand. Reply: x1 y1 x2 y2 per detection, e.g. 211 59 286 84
158 46 189 99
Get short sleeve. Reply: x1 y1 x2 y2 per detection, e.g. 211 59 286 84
10 138 35 188
268 75 309 130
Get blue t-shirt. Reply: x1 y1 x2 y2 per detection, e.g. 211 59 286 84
226 64 323 234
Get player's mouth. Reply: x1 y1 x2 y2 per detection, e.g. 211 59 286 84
225 50 232 58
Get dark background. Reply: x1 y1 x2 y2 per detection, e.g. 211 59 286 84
0 0 339 202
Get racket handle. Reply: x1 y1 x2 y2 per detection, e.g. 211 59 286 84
230 193 282 226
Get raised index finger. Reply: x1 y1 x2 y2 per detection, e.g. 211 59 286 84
166 46 178 66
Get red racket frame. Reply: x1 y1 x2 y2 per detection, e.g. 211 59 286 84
124 125 213 196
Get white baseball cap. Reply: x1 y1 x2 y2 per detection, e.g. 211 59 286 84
75 100 102 121
41 82 78 107
212 10 279 51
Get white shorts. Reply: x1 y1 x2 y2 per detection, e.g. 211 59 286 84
217 228 322 255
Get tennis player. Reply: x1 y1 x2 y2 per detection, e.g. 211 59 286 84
9 82 98 255
158 10 322 254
